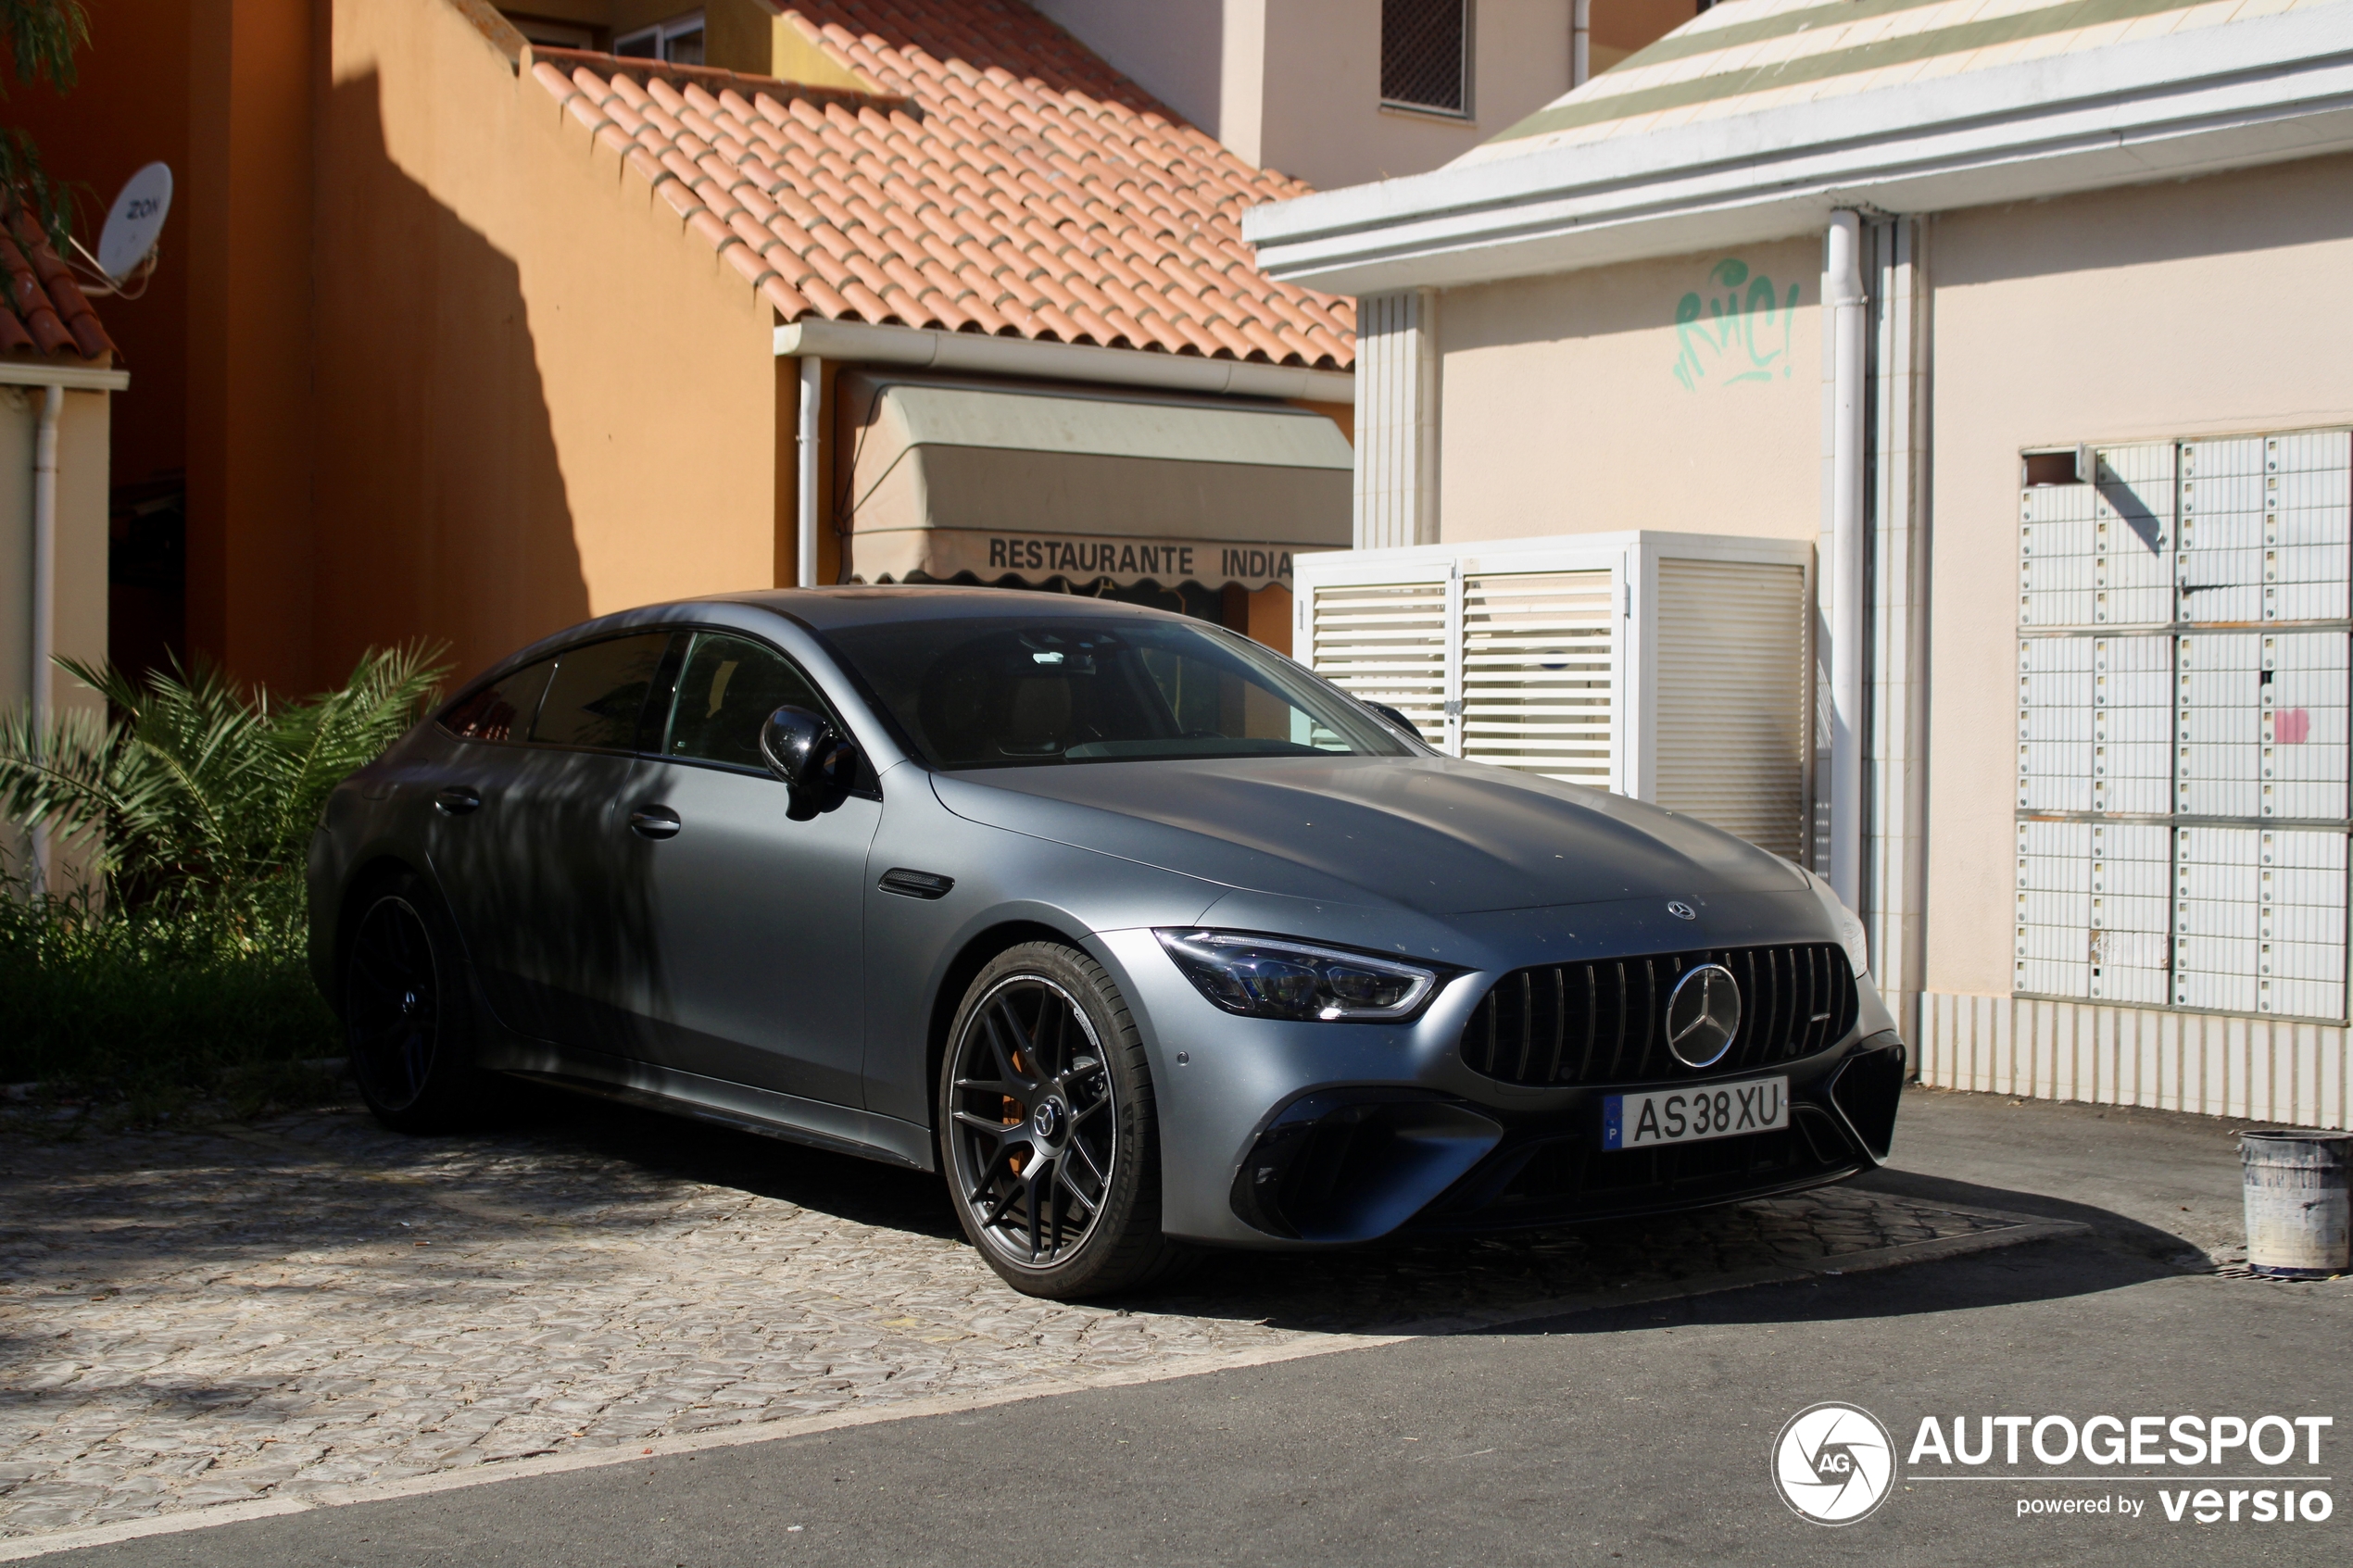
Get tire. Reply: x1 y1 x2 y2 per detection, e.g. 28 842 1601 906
937 942 1191 1299
341 872 488 1134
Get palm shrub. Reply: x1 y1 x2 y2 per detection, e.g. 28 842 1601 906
0 646 445 1098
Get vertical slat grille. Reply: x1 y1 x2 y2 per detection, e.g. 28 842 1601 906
1457 944 1858 1088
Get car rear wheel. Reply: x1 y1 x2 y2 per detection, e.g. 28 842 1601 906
343 873 484 1133
939 942 1189 1299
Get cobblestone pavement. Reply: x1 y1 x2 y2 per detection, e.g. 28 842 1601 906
0 1095 2024 1543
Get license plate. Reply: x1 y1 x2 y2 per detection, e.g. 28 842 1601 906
1602 1076 1789 1150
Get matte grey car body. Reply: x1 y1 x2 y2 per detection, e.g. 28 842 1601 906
308 587 1904 1290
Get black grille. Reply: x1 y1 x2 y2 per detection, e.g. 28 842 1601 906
1381 0 1467 114
1458 944 1858 1087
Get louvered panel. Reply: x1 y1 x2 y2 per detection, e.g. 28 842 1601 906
1653 557 1809 858
1307 579 1449 742
1458 570 1614 787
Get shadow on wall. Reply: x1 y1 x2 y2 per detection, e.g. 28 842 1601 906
309 70 589 695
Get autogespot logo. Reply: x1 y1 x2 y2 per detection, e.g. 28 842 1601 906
1774 1402 1899 1525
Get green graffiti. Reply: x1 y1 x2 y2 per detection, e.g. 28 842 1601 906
1673 258 1801 390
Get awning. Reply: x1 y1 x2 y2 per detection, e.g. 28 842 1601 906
839 372 1352 593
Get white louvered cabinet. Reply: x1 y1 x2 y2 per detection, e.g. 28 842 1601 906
1294 531 1813 859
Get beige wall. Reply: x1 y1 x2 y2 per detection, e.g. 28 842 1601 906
0 385 111 886
317 0 787 693
1435 236 1821 544
1039 0 1574 189
1924 154 2353 999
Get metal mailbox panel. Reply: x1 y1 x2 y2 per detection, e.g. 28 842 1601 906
2019 637 2093 811
2092 635 2172 816
2176 633 2261 817
2016 819 2092 998
2020 483 2096 629
2259 630 2349 820
2256 827 2348 1020
2174 824 2260 1013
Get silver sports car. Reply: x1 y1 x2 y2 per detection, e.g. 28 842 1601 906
308 587 1905 1298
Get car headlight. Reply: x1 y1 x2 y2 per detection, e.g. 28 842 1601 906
1802 870 1870 979
1154 930 1440 1022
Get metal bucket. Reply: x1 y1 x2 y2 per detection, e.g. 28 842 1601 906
2241 1130 2352 1277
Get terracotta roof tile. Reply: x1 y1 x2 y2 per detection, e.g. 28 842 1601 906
526 0 1352 369
0 214 112 363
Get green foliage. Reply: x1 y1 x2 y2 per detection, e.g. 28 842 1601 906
0 646 446 920
0 0 92 257
0 872 337 1100
0 648 446 1107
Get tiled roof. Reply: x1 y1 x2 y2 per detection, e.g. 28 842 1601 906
527 1 1355 370
0 209 112 361
1464 0 2344 167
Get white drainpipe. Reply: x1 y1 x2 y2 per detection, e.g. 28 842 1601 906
797 356 822 588
29 383 61 886
1824 212 1866 910
1571 0 1591 87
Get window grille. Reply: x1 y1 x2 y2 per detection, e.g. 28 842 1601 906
1381 0 1470 117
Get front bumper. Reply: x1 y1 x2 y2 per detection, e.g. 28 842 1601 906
1088 926 1906 1249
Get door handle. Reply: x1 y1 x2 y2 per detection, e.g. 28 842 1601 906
629 805 682 840
434 785 482 816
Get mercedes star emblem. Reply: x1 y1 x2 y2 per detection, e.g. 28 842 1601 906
1665 962 1742 1069
1667 900 1697 921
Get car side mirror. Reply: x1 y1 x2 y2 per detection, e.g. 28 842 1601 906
759 705 860 820
1365 700 1424 743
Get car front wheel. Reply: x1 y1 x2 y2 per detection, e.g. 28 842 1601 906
938 941 1189 1299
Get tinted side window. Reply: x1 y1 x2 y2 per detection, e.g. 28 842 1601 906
531 633 672 751
663 632 824 769
440 659 555 743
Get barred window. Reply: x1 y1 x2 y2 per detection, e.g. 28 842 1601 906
1381 0 1470 117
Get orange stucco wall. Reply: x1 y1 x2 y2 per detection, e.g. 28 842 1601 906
187 0 317 694
313 0 785 694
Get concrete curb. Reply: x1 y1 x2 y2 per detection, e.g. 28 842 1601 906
0 1200 2079 1562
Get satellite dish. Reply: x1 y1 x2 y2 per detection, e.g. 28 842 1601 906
94 162 171 282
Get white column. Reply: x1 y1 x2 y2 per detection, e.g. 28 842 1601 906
1866 219 1932 1051
29 383 60 888
1353 288 1440 550
1822 213 1867 909
797 356 821 588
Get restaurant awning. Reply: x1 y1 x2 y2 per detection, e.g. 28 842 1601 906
839 371 1352 594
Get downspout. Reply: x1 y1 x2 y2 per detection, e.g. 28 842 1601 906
28 383 60 887
797 356 822 588
1824 213 1867 909
1571 0 1591 87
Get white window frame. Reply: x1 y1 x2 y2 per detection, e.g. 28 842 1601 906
614 9 705 64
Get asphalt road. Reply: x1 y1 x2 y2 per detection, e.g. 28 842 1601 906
39 1090 2353 1567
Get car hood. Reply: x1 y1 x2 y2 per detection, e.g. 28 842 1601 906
928 754 1805 917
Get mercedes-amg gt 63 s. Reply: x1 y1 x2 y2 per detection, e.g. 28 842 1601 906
309 587 1905 1298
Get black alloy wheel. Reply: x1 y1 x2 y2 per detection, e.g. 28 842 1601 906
343 873 482 1132
940 943 1188 1298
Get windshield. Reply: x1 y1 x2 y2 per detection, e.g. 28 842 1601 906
821 615 1410 770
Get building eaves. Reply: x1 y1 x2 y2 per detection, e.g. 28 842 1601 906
1245 1 2353 295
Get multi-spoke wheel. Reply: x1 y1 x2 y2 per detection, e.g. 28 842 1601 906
343 872 482 1132
939 943 1189 1298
